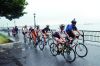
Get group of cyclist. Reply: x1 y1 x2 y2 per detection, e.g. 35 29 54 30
22 25 40 45
52 19 82 53
21 19 82 49
53 19 81 44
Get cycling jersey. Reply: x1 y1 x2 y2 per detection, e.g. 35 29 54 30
65 24 77 32
65 24 77 38
22 27 28 33
58 30 66 38
31 29 37 44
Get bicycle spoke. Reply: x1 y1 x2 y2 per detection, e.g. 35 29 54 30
63 47 76 62
50 43 58 56
75 43 88 57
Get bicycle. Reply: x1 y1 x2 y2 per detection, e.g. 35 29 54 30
50 39 76 63
69 35 88 57
39 33 54 51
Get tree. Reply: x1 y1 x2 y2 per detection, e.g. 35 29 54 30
0 0 28 20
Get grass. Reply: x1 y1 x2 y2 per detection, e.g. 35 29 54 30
0 33 13 44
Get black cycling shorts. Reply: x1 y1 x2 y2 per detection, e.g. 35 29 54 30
67 32 75 38
53 32 60 39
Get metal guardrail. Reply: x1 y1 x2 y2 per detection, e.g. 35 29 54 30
47 30 100 43
1 29 100 43
80 30 100 43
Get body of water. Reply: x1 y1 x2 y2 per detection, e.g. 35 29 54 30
0 24 100 31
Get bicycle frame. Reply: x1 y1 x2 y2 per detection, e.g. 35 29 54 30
71 38 79 48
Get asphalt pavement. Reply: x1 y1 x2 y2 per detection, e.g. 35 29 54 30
0 32 100 66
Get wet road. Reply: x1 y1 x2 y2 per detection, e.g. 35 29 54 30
0 32 100 66
21 44 100 66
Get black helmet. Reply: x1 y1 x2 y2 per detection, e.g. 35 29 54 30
60 24 65 29
46 25 49 28
36 25 39 28
71 18 77 24
24 25 27 28
36 25 39 29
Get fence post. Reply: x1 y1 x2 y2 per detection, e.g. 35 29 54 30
82 30 85 44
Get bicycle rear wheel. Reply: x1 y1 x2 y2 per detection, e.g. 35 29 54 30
50 43 58 56
63 47 76 63
75 43 88 57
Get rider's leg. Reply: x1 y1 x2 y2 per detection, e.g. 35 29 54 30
55 38 64 52
43 34 47 45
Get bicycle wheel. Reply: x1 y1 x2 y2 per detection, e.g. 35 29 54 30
50 43 58 56
63 47 76 63
75 43 88 57
39 40 44 50
48 38 54 46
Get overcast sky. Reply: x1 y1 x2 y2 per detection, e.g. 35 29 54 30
0 0 100 28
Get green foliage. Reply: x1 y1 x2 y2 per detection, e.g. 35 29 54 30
0 33 13 44
0 0 28 20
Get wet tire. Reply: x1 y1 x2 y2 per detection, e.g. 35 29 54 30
63 47 76 63
75 43 88 57
50 43 58 56
39 41 44 51
48 38 54 47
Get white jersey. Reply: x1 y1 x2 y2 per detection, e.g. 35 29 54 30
22 27 28 33
56 29 66 38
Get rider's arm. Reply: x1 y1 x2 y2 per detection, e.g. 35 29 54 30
65 31 70 39
77 30 81 35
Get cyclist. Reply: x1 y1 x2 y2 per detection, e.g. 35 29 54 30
15 26 19 35
29 26 33 32
65 18 81 43
31 28 37 46
42 25 50 44
12 27 16 37
59 24 70 39
28 26 33 42
52 24 67 53
35 25 41 42
22 25 29 40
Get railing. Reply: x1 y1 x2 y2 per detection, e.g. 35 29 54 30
51 30 100 43
80 30 100 43
1 29 100 43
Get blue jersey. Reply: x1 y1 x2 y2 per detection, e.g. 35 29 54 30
65 24 77 32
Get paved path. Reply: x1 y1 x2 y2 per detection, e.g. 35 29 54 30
0 32 100 66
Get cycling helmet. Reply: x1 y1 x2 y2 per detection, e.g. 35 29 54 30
24 25 27 28
36 25 39 29
71 18 77 24
46 25 49 28
60 24 65 29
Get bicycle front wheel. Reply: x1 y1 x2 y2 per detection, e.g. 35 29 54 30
48 38 54 46
75 43 88 57
63 47 76 63
50 43 58 56
39 41 44 51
